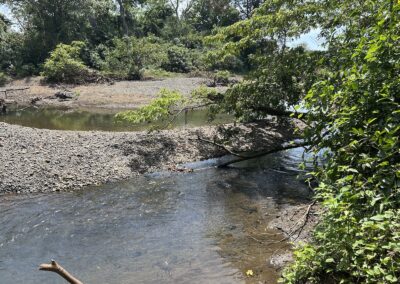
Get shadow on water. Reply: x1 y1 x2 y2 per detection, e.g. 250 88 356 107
0 148 312 284
0 107 231 131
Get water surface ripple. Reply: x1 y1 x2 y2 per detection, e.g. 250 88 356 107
0 149 311 283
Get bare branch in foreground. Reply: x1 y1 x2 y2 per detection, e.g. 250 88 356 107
39 260 83 284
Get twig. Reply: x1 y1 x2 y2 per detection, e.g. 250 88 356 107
280 200 316 242
0 87 30 93
39 260 83 284
163 107 186 128
163 103 215 129
0 87 30 99
193 136 246 158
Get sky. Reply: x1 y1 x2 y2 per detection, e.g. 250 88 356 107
289 29 325 50
0 5 10 17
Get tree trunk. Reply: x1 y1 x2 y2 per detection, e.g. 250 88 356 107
116 0 129 36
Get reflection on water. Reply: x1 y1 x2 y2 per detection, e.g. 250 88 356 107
0 149 311 284
0 107 231 131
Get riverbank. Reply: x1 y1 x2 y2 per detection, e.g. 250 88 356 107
1 76 227 110
0 120 298 195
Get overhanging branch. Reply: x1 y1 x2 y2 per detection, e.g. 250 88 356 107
251 106 308 118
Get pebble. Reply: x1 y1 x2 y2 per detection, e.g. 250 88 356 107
0 121 293 195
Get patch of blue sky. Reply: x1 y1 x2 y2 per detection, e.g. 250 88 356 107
0 5 11 17
288 28 326 51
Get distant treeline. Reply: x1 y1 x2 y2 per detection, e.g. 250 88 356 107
0 0 263 82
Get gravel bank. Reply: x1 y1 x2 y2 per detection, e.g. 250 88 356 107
0 120 296 194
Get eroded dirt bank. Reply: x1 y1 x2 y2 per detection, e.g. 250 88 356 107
0 120 298 194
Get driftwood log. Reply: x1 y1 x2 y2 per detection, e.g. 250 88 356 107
39 260 83 284
0 87 30 99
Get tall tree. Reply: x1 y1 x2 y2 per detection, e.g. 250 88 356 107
3 0 118 64
232 0 263 19
115 0 130 36
185 0 240 33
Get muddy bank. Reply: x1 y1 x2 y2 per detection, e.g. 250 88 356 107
267 202 321 270
1 76 227 109
0 120 298 195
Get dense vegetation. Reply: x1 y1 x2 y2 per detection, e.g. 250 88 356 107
0 0 261 82
283 1 400 283
1 0 398 283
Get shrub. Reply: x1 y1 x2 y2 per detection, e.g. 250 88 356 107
213 70 231 85
16 64 39 77
41 41 90 83
101 37 167 80
0 72 9 86
204 50 244 72
161 45 193 73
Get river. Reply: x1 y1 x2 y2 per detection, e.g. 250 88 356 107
0 148 311 284
0 107 231 131
0 107 311 283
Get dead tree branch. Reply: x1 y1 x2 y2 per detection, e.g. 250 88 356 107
39 260 83 284
280 200 317 242
0 87 30 99
192 136 246 158
217 141 309 168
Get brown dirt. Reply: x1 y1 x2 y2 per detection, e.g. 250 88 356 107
1 76 227 109
267 203 322 270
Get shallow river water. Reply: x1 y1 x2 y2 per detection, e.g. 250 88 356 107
0 148 311 284
0 107 230 131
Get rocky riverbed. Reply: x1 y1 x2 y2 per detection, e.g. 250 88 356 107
0 120 298 194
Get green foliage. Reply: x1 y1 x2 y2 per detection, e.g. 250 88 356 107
213 70 231 85
100 36 168 80
190 85 222 120
2 0 114 65
115 89 185 123
139 0 175 37
204 49 244 72
0 72 9 86
206 0 323 121
143 68 180 79
0 16 25 75
281 1 400 283
41 41 90 83
1 0 246 79
161 45 193 73
185 0 240 33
